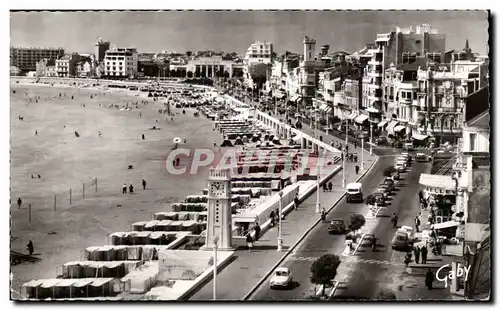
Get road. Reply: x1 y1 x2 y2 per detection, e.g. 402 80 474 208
248 146 411 300
332 158 432 299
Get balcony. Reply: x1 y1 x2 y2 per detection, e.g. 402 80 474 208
430 107 460 113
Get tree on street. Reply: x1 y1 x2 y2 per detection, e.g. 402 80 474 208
348 214 366 234
383 166 397 177
310 254 341 291
365 194 376 206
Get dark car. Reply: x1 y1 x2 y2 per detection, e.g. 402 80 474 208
372 192 386 205
328 219 347 234
379 182 394 193
383 177 395 187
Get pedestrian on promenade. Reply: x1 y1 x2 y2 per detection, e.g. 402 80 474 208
346 144 349 153
269 210 275 227
425 268 434 290
129 184 134 194
17 197 22 208
246 233 253 253
414 246 421 264
254 222 261 242
142 179 147 190
354 141 357 149
341 152 344 162
421 246 428 264
293 196 299 210
328 181 333 192
355 165 360 175
321 207 326 222
122 183 127 194
415 216 421 233
391 213 398 228
322 183 328 192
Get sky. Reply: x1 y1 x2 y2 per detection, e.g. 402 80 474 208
10 10 489 55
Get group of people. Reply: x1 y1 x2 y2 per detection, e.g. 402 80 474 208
122 179 147 194
245 221 262 252
322 181 334 192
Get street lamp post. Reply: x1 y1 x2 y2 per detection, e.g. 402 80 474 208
277 191 284 252
369 123 373 155
361 135 365 171
342 119 348 188
212 236 219 301
316 162 321 213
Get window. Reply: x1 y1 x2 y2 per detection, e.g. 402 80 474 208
401 92 406 99
416 40 421 44
469 133 476 151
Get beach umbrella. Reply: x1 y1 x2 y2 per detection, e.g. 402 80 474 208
173 137 182 144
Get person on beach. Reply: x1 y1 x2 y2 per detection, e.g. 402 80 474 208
35 130 38 136
17 197 22 208
26 240 34 256
122 183 127 194
129 184 134 194
142 134 145 140
98 131 102 138
142 179 146 190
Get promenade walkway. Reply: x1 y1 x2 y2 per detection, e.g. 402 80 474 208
188 112 377 300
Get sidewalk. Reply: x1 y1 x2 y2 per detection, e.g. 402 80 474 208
188 112 376 301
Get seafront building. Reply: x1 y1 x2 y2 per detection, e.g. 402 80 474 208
55 53 81 78
10 47 65 73
95 37 111 63
103 47 139 79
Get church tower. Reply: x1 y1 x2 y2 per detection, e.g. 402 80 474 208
204 168 233 250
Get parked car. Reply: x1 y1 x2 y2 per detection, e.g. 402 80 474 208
383 177 395 187
395 163 406 173
328 219 347 234
372 192 387 205
269 267 293 289
378 183 394 195
416 153 430 162
391 171 401 180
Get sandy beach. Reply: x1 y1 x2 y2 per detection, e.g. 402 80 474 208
10 80 223 294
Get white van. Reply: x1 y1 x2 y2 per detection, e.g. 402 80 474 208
346 182 363 203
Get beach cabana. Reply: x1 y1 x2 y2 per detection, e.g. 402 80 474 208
132 221 148 231
53 279 78 299
22 279 43 299
87 278 116 298
234 137 244 145
154 220 173 231
144 220 161 231
220 139 233 147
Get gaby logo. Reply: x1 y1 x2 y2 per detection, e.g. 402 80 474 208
435 264 471 288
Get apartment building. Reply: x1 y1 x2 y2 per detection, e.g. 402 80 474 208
10 47 64 73
55 53 81 77
104 47 138 78
243 41 273 87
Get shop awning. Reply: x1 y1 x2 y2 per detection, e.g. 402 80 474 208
289 95 301 103
347 112 357 120
412 134 429 141
355 114 369 124
419 173 456 192
378 120 388 128
386 120 399 134
394 125 406 132
320 103 332 113
432 221 460 230
366 107 380 113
